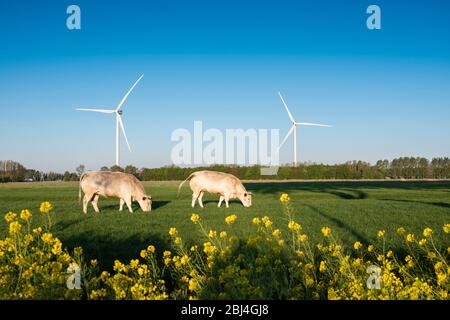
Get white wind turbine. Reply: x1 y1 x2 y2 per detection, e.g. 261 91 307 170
76 74 144 167
277 91 331 167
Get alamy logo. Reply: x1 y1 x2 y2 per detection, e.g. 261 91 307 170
171 121 280 172
66 5 81 30
366 265 382 289
66 263 81 290
366 5 381 30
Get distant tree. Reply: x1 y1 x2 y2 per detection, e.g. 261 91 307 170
124 165 138 176
63 171 71 181
0 160 27 182
76 164 85 177
110 165 124 172
100 166 109 172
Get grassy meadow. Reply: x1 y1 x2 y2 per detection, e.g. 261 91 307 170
1 180 449 270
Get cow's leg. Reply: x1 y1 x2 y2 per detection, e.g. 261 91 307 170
119 199 124 211
91 194 100 213
224 194 230 208
191 191 200 208
218 196 224 208
125 196 134 213
83 193 94 214
197 192 204 208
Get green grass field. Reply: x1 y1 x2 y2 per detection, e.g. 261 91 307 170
1 180 449 270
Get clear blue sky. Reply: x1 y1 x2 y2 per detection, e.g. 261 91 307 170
1 0 449 172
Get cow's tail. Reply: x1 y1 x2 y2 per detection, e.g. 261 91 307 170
177 172 196 197
78 172 88 203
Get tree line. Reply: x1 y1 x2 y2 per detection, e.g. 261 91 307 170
1 157 449 183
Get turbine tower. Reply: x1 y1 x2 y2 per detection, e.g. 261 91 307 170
277 91 331 167
76 74 144 167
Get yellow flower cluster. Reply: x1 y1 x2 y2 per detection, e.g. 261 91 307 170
39 201 53 214
1 197 448 301
225 214 237 225
279 193 290 203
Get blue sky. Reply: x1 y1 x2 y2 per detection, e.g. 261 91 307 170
1 0 449 172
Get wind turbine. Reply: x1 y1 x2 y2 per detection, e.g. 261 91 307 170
277 91 331 167
76 74 144 167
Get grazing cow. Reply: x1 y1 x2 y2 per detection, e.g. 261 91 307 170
79 171 152 214
178 170 252 208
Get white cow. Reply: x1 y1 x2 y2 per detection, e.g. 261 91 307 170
79 171 152 213
178 170 252 208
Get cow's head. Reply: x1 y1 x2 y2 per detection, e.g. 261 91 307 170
239 192 252 208
138 195 152 212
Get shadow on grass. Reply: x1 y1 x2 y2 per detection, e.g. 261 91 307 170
152 200 170 210
62 231 171 271
246 182 368 200
302 204 371 244
95 200 170 212
382 199 450 211
245 180 450 195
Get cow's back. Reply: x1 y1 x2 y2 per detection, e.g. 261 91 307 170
81 171 135 198
190 171 242 194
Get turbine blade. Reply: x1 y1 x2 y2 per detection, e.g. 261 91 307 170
76 108 115 113
117 115 132 152
116 74 144 111
276 125 295 153
296 122 332 127
278 91 296 123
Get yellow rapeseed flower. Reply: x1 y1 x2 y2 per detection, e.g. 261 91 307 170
298 234 308 242
147 245 155 254
368 245 374 252
190 245 198 252
321 227 331 237
190 213 200 223
272 229 281 238
288 221 301 231
220 231 227 238
208 230 217 238
39 201 53 214
225 214 237 225
377 230 385 238
279 193 290 203
423 227 433 238
140 250 147 258
406 233 415 242
252 217 261 225
4 212 17 223
174 237 182 245
397 227 406 235
168 227 177 237
163 250 171 257
418 239 427 246
51 241 62 255
20 209 32 221
262 217 273 228
9 221 22 235
180 255 190 265
319 261 327 273
443 224 450 234
188 279 198 291
353 241 362 250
